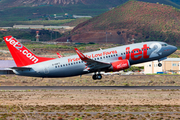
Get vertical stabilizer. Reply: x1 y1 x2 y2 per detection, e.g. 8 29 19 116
3 36 55 67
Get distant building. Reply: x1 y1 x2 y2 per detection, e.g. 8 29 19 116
17 39 31 43
73 15 92 18
144 58 180 74
44 26 74 29
13 25 44 29
144 60 163 74
12 25 74 30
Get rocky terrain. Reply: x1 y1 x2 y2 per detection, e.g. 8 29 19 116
6 0 85 6
0 0 127 9
0 0 179 8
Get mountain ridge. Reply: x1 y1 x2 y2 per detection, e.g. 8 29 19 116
59 1 180 45
0 0 180 21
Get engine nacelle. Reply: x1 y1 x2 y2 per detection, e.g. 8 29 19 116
110 59 130 72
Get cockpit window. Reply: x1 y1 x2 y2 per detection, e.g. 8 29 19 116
162 44 167 46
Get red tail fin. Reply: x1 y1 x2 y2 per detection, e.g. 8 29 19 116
3 36 55 67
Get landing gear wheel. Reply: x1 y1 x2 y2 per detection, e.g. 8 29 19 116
158 63 162 67
92 74 97 80
97 74 102 80
92 74 102 80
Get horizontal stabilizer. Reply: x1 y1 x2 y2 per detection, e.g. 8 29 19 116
10 67 32 70
0 70 14 75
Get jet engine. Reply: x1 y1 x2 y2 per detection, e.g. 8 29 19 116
109 59 130 72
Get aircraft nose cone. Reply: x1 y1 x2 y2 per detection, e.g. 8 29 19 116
171 45 177 53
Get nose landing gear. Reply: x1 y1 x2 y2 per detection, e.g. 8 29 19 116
158 63 162 67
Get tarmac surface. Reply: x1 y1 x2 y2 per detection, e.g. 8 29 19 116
0 86 180 90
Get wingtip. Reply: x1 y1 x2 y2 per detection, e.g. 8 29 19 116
74 47 88 60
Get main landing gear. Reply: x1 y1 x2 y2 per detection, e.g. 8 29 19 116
92 72 102 80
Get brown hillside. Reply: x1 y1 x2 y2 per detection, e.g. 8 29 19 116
59 1 180 44
0 0 122 8
0 0 96 9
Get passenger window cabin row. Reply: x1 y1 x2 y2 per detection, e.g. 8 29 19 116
54 47 152 68
55 54 118 68
121 47 151 55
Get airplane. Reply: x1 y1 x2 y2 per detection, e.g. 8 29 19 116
3 36 177 80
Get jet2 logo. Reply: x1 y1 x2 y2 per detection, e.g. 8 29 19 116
5 37 39 63
5 37 23 50
149 43 162 58
117 63 128 69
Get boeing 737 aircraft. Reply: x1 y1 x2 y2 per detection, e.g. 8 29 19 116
3 36 177 80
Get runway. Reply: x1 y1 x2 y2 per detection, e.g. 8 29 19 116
0 86 180 90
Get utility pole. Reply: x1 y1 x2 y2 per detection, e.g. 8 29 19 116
106 32 107 44
106 32 111 44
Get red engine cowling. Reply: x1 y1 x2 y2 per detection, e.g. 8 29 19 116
110 59 130 72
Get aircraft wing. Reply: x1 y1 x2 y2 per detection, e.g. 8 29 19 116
57 53 63 58
74 48 111 71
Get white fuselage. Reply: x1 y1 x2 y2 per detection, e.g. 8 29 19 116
12 41 177 77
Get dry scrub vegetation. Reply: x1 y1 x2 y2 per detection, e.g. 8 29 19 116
0 74 180 86
1 112 180 120
1 89 180 106
0 89 179 119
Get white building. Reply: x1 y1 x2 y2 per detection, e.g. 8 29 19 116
144 58 180 74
